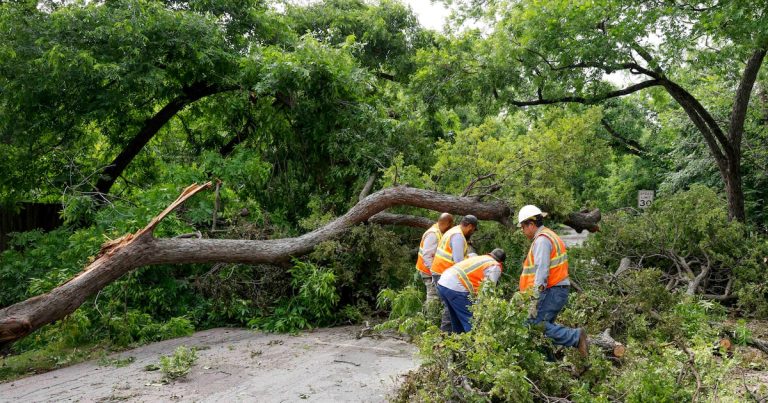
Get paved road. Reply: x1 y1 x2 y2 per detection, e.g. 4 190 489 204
559 225 591 248
0 326 418 403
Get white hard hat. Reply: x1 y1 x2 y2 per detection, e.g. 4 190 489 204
517 205 547 226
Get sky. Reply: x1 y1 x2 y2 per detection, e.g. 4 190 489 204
403 0 451 31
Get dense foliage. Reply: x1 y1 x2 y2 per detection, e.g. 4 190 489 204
1 0 766 398
393 187 767 401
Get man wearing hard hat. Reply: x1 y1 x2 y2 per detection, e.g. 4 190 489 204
517 205 588 357
436 248 506 333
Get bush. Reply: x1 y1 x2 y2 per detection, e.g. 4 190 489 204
375 286 433 336
107 312 194 347
394 244 746 401
248 259 340 333
377 286 423 320
158 345 198 381
308 225 414 305
580 185 768 317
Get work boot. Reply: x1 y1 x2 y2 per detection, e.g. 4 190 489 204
577 328 589 357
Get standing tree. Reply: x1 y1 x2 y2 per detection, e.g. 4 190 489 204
417 0 767 221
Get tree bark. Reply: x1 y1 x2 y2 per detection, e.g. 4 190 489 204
368 212 433 228
564 209 601 233
0 184 601 347
588 328 626 358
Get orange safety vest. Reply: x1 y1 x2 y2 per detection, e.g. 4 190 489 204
431 225 468 275
416 224 443 275
519 227 569 291
445 254 502 295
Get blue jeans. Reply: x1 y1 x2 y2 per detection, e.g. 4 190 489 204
432 275 453 332
436 284 473 333
528 286 580 347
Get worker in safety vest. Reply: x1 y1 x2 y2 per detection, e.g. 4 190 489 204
436 249 505 333
430 215 478 331
518 205 588 357
431 215 478 275
416 213 454 303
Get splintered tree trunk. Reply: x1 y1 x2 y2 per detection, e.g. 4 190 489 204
565 209 601 233
0 184 601 348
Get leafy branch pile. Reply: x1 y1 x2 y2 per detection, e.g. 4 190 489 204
391 187 768 402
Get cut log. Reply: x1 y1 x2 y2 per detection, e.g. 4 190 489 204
565 209 601 233
714 338 735 357
588 328 626 358
716 336 768 357
0 184 600 348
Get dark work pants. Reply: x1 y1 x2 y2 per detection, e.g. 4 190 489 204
436 284 473 333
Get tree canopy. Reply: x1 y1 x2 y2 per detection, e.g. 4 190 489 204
1 0 767 399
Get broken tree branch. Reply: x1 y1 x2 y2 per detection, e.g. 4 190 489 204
0 182 212 348
461 173 496 197
0 184 600 347
359 173 378 201
564 209 601 233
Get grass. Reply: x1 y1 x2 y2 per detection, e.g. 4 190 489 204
0 342 106 383
97 354 136 368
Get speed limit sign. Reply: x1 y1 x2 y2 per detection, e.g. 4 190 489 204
638 190 654 209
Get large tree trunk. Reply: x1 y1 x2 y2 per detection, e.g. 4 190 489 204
0 184 600 348
724 149 746 222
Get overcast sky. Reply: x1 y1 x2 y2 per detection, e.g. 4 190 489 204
403 0 450 31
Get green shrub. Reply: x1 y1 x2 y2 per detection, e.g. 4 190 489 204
158 345 198 381
581 185 767 318
107 311 194 347
308 225 414 304
0 228 96 307
374 286 433 337
377 286 423 319
248 259 340 333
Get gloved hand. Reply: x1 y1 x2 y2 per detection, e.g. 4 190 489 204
528 297 539 319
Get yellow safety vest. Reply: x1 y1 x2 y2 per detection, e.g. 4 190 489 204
431 225 468 275
519 227 569 291
444 254 502 294
416 224 442 275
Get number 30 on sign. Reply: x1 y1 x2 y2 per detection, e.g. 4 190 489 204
638 190 654 209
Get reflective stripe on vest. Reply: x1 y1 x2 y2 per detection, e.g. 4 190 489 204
519 227 569 291
447 254 501 294
430 225 468 275
416 224 442 275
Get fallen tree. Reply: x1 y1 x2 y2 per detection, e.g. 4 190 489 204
0 183 600 348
